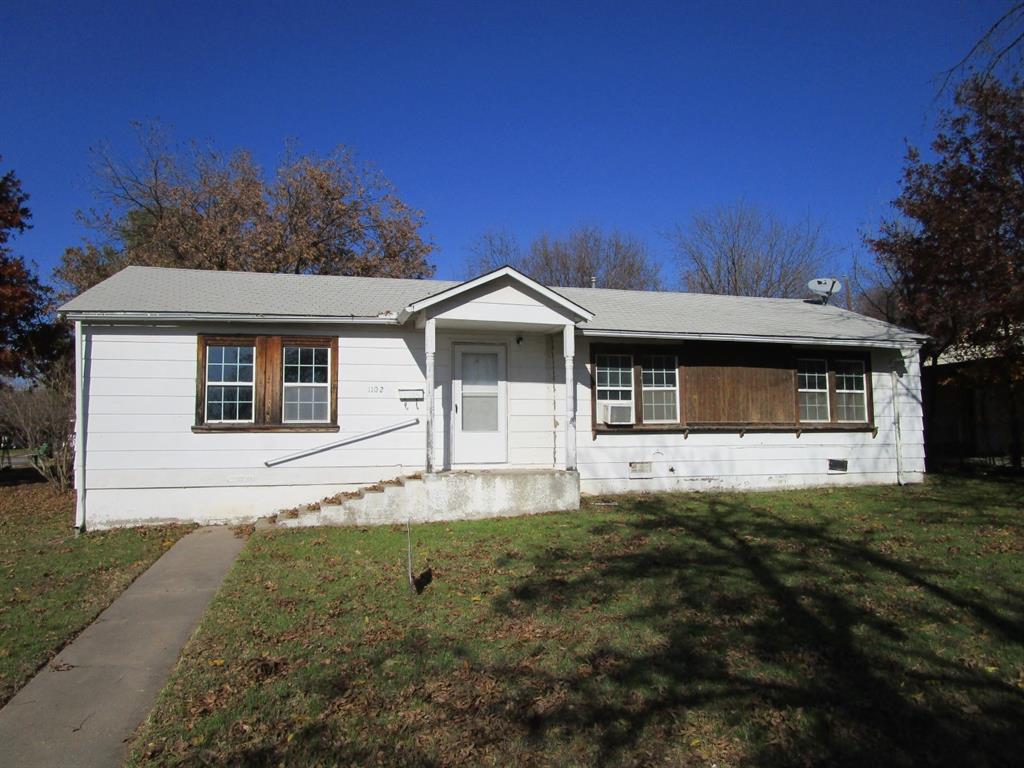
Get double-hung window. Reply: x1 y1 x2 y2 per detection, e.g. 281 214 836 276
283 345 331 423
595 353 634 424
797 357 871 425
641 355 678 423
205 344 255 423
196 335 337 431
797 359 830 422
595 352 681 426
834 360 867 422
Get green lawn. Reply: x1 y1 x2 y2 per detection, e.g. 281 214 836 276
129 475 1023 767
0 474 191 705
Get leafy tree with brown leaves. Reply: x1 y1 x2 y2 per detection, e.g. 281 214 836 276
466 225 661 289
0 162 31 235
0 160 62 380
57 126 435 294
670 202 836 298
868 77 1024 467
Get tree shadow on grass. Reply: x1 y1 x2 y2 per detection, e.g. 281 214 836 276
469 495 1024 767
227 488 1024 768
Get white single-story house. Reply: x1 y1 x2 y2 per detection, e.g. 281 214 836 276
59 265 927 529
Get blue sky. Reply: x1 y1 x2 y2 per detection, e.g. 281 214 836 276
2 0 1007 286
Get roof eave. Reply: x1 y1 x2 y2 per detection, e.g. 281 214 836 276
61 310 400 325
579 327 926 349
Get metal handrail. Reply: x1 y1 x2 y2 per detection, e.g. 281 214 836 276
264 417 420 467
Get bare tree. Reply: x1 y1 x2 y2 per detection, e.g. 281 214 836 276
850 250 911 328
940 2 1024 94
0 365 75 491
466 228 523 274
466 225 661 289
669 202 836 298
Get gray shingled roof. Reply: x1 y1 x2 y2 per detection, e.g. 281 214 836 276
60 266 925 346
60 266 457 319
556 286 924 345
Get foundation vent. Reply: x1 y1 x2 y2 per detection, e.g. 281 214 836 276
629 461 653 478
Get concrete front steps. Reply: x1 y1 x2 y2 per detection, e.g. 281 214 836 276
276 468 580 528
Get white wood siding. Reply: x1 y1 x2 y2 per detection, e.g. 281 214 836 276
79 322 924 527
82 324 431 525
572 339 926 493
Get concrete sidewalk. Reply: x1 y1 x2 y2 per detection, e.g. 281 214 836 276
0 525 245 768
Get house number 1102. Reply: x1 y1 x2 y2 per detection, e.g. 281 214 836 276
367 385 384 394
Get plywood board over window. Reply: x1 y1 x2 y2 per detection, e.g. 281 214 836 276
684 343 796 425
194 334 339 433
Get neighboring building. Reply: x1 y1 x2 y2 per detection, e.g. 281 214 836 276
59 265 927 529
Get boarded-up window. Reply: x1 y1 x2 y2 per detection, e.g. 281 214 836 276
683 343 796 425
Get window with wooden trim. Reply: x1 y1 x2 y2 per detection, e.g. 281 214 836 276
797 358 830 422
834 360 867 422
590 342 873 432
595 353 634 424
641 354 679 423
205 344 256 423
195 335 338 432
283 345 331 423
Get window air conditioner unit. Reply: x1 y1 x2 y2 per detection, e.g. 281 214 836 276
603 403 633 425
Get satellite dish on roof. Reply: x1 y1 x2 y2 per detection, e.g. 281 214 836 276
807 278 842 305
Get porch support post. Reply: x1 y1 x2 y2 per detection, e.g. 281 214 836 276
424 317 437 473
562 324 577 471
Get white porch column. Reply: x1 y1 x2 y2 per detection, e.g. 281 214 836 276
562 324 577 471
424 318 437 473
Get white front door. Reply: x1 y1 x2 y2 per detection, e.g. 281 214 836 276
452 343 508 465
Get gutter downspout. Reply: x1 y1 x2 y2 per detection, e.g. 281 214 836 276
73 321 87 532
891 368 904 485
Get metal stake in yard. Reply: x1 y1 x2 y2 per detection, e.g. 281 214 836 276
405 517 433 595
406 518 415 593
